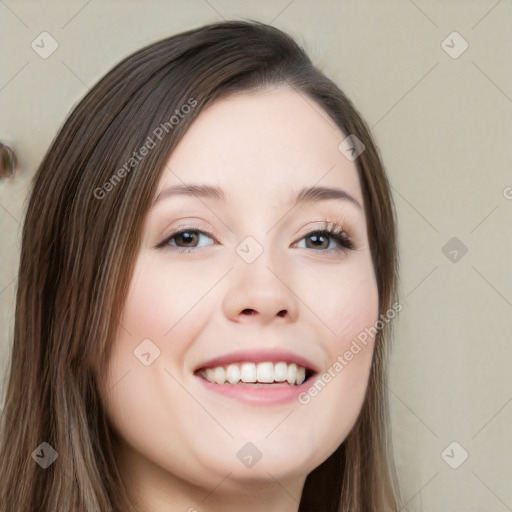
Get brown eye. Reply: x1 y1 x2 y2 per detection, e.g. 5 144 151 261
158 229 215 252
173 231 200 248
304 232 330 250
298 229 355 252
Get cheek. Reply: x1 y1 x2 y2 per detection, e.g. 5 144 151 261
292 255 379 445
298 252 379 345
327 258 379 398
118 252 222 343
100 258 185 429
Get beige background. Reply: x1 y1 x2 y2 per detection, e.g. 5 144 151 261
1 1 511 511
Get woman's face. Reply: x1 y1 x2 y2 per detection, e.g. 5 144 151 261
102 88 379 506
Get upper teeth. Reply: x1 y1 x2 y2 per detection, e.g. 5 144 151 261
200 362 307 385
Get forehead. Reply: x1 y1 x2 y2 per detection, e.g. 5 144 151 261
156 88 363 208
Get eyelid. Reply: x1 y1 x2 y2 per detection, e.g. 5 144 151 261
294 221 356 252
155 225 217 250
156 220 356 254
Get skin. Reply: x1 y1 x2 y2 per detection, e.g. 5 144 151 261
101 87 379 512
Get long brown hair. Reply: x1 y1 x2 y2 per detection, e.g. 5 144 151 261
0 20 402 511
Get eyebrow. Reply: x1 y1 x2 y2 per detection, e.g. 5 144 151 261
153 184 362 210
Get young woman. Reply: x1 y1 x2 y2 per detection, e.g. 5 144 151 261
0 20 402 512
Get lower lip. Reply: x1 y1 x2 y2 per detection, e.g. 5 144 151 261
195 374 314 405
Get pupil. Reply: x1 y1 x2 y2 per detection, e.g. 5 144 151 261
180 232 196 246
309 234 326 249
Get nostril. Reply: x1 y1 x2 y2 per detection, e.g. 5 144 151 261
241 309 256 315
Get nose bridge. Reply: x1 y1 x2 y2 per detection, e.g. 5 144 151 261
236 232 287 295
230 201 282 270
222 231 298 323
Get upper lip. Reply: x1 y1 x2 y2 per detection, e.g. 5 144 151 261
194 348 320 374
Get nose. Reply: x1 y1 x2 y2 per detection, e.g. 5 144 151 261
222 250 299 325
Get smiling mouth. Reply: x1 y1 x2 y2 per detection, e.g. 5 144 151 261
195 361 315 386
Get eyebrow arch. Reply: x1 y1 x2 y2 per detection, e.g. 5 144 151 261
293 185 362 210
152 184 362 210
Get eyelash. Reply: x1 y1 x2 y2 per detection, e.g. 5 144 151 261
157 221 356 255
